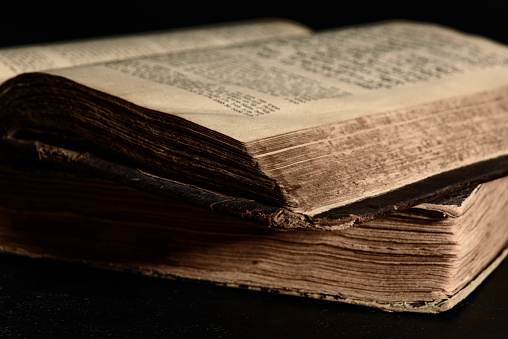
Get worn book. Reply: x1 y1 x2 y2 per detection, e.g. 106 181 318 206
0 18 507 312
0 161 507 313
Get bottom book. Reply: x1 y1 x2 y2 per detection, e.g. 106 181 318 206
0 162 507 313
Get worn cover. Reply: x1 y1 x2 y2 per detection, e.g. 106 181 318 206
2 135 508 230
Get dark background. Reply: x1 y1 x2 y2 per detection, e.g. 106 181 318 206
1 1 508 47
1 1 507 337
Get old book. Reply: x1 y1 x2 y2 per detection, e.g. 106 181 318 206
1 18 508 229
0 18 507 313
0 161 507 313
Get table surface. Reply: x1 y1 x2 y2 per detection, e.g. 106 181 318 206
0 252 506 338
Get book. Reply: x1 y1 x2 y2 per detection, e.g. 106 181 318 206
0 18 507 312
0 161 507 313
1 18 508 228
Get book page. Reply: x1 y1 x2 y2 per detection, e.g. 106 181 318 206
0 19 311 83
48 21 508 142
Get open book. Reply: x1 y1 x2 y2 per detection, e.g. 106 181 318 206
1 18 508 229
0 18 507 312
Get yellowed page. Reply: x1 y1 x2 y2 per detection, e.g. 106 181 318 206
40 20 508 216
0 19 311 83
47 21 508 143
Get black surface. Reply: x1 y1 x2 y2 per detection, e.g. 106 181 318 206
0 253 507 338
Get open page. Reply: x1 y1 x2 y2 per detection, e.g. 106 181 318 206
43 20 508 215
47 21 508 142
0 19 311 83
